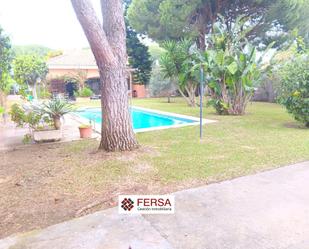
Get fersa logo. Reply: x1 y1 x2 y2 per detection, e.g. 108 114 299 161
119 195 175 214
137 198 172 207
121 198 134 211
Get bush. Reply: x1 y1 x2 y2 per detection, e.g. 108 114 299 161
10 99 74 131
78 87 93 97
37 86 51 99
10 103 53 143
10 103 46 130
278 55 309 127
149 64 176 97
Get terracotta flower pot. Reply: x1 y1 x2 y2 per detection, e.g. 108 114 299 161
79 126 92 138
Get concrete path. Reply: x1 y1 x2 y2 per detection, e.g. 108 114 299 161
1 161 309 249
0 116 99 151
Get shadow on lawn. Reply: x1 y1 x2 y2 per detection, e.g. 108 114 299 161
283 122 308 129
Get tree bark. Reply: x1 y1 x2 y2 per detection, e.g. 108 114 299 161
178 87 195 107
185 83 197 107
71 0 138 151
198 30 206 51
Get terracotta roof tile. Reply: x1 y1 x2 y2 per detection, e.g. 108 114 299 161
47 49 97 69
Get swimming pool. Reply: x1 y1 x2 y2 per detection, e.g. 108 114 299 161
74 107 200 132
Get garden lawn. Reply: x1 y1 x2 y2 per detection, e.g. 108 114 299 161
76 97 309 181
133 98 309 181
1 97 308 238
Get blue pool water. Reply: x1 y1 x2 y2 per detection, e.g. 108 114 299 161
75 108 196 130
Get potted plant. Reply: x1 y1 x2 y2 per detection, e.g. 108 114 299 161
78 124 92 138
10 103 62 143
32 126 63 143
10 98 74 143
40 98 74 130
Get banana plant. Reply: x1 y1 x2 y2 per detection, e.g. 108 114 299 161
199 16 274 115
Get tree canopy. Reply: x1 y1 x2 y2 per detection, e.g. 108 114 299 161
126 26 152 84
268 0 309 42
0 27 12 91
124 0 152 85
128 0 309 49
13 54 48 98
0 26 13 115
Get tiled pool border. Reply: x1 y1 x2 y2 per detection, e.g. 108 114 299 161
70 106 217 134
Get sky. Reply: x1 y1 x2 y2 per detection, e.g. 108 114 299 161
0 0 102 49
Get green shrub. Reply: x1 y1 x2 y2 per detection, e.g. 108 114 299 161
38 86 51 99
10 103 43 130
0 106 4 115
10 99 74 132
149 64 176 97
78 87 93 97
278 55 309 127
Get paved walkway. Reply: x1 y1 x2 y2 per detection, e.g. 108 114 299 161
1 161 308 249
0 115 99 151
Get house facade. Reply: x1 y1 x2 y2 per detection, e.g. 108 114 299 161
47 49 147 98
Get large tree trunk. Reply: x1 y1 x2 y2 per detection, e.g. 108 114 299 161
71 0 138 151
99 66 138 151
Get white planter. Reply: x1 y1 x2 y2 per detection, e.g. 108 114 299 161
33 129 62 143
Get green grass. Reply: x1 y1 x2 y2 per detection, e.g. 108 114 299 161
2 97 308 236
75 97 309 183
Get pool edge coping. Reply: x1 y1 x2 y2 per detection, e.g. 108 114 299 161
70 106 218 134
